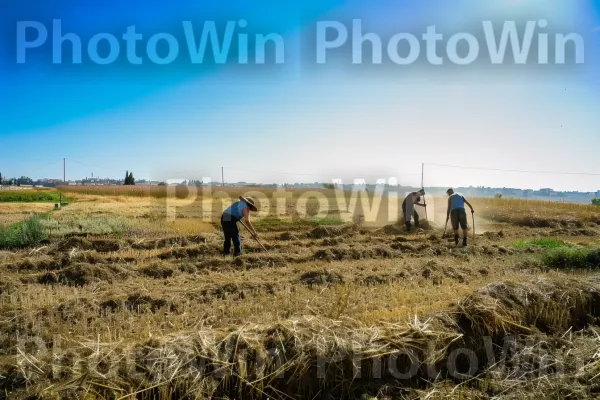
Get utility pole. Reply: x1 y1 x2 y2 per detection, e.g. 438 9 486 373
221 167 224 187
421 163 428 221
59 157 65 206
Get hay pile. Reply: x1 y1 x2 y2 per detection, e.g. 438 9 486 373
14 316 459 399
457 277 600 338
7 277 600 399
308 225 358 239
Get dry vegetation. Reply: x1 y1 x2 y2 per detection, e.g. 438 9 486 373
0 203 56 226
1 189 600 399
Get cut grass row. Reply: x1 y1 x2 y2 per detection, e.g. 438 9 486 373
0 213 345 249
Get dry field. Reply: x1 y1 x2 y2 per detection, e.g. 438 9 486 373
1 188 600 399
0 203 56 226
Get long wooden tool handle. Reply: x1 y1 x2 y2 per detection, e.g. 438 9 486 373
239 221 269 253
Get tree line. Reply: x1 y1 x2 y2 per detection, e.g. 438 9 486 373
0 173 35 186
0 171 138 186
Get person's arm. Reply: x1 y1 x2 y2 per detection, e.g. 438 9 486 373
242 207 258 236
446 198 451 220
463 197 475 213
414 196 426 207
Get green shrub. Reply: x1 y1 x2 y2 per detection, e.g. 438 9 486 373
0 215 48 249
542 247 600 269
592 198 600 206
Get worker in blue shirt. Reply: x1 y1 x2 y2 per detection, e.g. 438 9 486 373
446 188 475 246
221 196 258 257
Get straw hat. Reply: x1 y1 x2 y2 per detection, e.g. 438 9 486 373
239 196 258 212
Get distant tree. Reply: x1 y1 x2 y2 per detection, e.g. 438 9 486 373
158 182 167 186
123 171 135 185
0 172 3 185
323 183 335 190
592 198 600 207
18 176 33 185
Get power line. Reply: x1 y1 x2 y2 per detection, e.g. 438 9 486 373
425 163 600 177
25 159 63 176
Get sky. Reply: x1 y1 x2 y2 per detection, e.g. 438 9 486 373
1 0 600 191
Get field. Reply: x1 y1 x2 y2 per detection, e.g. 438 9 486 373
0 188 66 203
1 187 600 399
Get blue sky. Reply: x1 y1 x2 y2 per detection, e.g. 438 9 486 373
1 0 600 191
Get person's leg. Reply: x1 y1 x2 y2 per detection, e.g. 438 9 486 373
232 223 242 256
222 221 232 255
460 210 469 246
450 210 460 244
402 203 410 231
413 210 420 228
404 202 414 232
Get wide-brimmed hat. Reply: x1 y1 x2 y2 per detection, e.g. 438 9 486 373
239 196 258 212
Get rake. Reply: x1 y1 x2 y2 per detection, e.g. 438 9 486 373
471 211 476 243
238 220 271 255
422 188 429 222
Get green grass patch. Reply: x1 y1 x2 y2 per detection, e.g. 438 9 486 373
542 247 600 270
0 214 48 249
513 238 569 249
311 216 345 226
253 217 311 231
0 190 69 203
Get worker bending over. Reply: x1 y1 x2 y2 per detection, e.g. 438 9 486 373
402 189 426 232
221 196 258 257
446 188 475 246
